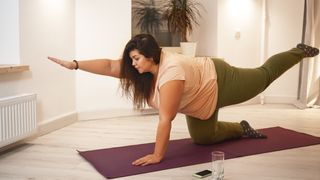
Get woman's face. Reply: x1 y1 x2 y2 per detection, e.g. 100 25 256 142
129 49 155 74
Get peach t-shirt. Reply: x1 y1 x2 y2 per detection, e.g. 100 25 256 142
149 51 218 120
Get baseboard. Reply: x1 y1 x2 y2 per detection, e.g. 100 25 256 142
263 95 297 104
78 108 158 121
239 96 261 105
229 95 297 107
38 111 78 136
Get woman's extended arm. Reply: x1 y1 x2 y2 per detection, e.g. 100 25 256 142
132 80 184 166
47 57 121 78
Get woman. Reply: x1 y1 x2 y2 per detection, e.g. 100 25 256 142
48 34 319 166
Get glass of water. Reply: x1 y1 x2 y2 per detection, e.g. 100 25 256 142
211 151 224 180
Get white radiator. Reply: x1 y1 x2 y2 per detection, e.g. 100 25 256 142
0 94 37 148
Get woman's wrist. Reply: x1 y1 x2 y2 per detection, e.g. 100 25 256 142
73 60 79 70
153 152 164 159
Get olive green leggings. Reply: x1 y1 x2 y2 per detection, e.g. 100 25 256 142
186 48 305 144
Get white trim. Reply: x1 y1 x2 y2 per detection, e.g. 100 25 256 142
38 111 78 136
241 97 261 105
262 95 297 104
237 95 297 106
78 108 158 121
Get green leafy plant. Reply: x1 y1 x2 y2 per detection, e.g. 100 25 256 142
132 0 163 35
163 0 203 42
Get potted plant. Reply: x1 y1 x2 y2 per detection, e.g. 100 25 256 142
163 0 203 57
132 0 163 36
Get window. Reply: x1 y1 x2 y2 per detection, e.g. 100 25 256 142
0 0 20 65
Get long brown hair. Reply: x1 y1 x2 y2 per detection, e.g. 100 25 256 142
120 34 161 109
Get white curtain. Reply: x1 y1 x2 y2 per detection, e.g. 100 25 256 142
296 0 320 108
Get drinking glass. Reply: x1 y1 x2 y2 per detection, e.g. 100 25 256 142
211 151 224 180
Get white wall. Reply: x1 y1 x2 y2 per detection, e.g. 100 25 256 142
191 0 218 57
217 0 262 68
75 0 133 120
0 0 76 131
263 0 304 103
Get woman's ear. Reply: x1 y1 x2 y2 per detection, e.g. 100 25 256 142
148 57 154 63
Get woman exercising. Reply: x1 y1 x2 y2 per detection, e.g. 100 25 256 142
48 34 319 166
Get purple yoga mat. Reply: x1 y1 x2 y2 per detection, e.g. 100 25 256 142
78 127 320 179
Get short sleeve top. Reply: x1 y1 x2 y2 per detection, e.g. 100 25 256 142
148 51 218 120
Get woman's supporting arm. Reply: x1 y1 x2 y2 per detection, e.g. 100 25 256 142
47 57 121 78
132 80 184 166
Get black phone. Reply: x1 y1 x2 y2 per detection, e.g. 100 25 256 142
192 169 212 178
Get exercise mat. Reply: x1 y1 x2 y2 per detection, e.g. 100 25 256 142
78 127 320 179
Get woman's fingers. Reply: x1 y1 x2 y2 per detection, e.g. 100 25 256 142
47 56 63 66
132 155 150 166
47 56 74 70
132 157 146 166
48 56 60 64
132 154 161 166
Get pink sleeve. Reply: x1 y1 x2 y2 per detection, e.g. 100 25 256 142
158 64 185 88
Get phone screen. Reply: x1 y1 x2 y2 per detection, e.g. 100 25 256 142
193 170 212 178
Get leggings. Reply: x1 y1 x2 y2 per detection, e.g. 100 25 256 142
186 48 305 144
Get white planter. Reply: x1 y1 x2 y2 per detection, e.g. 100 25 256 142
180 42 197 57
162 46 182 54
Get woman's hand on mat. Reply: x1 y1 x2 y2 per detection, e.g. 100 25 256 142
132 154 162 166
47 57 76 70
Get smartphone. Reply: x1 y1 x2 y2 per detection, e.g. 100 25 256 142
192 169 212 179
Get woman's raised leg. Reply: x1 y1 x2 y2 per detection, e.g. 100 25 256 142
215 48 306 108
185 45 319 144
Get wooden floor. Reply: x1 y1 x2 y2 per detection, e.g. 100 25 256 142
0 104 319 180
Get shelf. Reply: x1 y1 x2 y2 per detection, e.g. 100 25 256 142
0 65 29 74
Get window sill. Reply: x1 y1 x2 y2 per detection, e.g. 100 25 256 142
0 65 29 74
